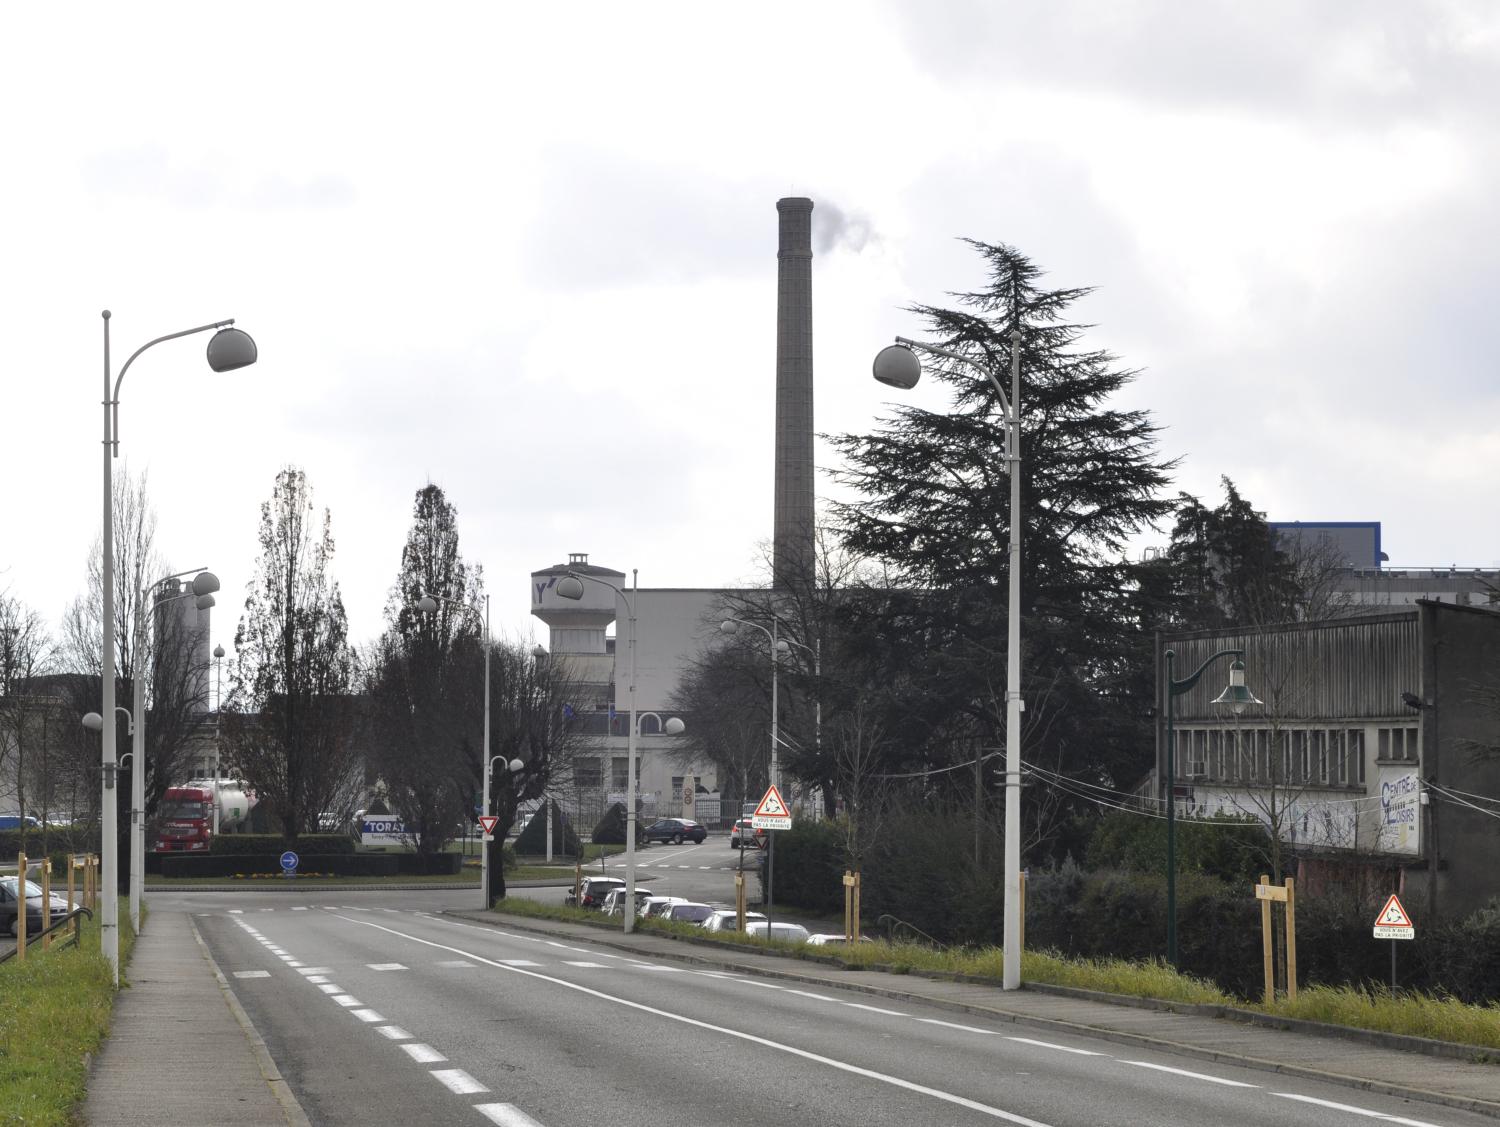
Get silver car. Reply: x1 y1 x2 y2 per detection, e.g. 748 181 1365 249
701 908 767 932
744 921 811 944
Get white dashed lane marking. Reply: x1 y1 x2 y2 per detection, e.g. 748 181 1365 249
564 961 609 968
475 1102 545 1126
233 971 271 979
430 1068 488 1095
352 1009 384 1023
1007 1037 1103 1057
845 1003 908 1017
332 995 362 1007
920 1019 1002 1036
376 1025 412 1041
401 1043 446 1063
499 960 542 967
1122 1061 1257 1088
367 963 407 971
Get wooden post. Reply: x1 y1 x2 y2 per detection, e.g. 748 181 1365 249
1284 877 1297 1001
1259 874 1274 1004
853 871 862 942
573 858 582 909
734 870 747 930
16 851 26 962
843 870 853 941
68 857 77 942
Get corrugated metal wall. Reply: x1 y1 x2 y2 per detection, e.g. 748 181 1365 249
1165 613 1419 722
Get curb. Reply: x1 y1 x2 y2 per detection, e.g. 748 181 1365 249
189 918 313 1127
445 908 1500 1122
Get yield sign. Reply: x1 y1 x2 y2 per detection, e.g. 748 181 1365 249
478 815 500 838
1372 893 1415 939
751 785 791 830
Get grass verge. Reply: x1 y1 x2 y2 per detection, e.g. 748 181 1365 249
487 898 1500 1049
0 903 138 1126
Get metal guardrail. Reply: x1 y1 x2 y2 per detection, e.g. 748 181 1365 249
877 913 943 948
0 906 93 964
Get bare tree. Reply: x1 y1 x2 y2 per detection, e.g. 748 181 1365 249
0 592 55 846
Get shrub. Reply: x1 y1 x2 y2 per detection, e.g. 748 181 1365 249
759 819 843 914
591 803 638 846
515 805 581 857
1084 810 1267 883
209 833 355 856
159 853 400 878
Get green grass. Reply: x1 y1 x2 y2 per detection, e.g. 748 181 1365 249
488 899 1500 1049
0 903 138 1126
1263 984 1500 1053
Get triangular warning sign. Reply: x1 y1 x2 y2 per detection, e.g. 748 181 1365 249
754 785 789 819
478 815 500 836
1374 893 1413 928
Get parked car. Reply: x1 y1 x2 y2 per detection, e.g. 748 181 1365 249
665 902 715 925
642 818 706 845
0 876 73 938
640 896 689 919
568 876 625 909
601 887 656 916
0 814 42 831
806 934 873 945
729 818 766 849
744 921 812 944
702 909 767 933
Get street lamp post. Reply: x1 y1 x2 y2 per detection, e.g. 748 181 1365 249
96 310 256 982
873 328 1025 989
129 568 219 935
1163 649 1260 965
415 592 491 908
555 568 683 934
213 643 225 834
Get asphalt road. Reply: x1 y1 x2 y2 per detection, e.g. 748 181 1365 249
165 887 1495 1127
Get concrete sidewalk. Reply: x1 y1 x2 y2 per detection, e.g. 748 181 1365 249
82 910 308 1126
447 908 1500 1121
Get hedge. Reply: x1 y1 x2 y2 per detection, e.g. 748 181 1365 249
208 833 356 855
160 853 401 878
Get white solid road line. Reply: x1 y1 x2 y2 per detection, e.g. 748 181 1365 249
787 989 836 1001
430 1068 488 1095
332 915 1055 1127
475 1102 546 1126
1272 1093 1445 1127
1005 1038 1103 1057
920 1018 1003 1036
401 1043 447 1064
844 1003 908 1017
1122 1061 1258 1088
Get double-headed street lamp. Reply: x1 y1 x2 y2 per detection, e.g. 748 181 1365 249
1162 649 1260 966
414 592 495 908
873 328 1026 990
128 568 219 935
556 568 683 935
96 311 256 982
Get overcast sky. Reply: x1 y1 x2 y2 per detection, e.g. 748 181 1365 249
3 1 1497 657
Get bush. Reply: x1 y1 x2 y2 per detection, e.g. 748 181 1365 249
159 853 401 878
392 852 462 876
208 833 355 856
1 827 99 866
591 803 639 846
515 805 581 857
760 819 843 914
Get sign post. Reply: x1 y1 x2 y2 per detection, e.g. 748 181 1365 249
752 785 791 938
1372 893 1415 992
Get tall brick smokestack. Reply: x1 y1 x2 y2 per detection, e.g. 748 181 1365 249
774 197 814 590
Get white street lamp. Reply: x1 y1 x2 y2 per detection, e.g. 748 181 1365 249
127 569 217 935
415 592 492 908
556 568 684 934
97 311 253 982
873 328 1025 990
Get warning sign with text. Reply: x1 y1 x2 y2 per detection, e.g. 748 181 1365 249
751 785 792 830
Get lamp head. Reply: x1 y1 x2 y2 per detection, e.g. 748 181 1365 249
206 327 258 372
1401 691 1428 711
416 596 439 614
775 639 791 654
1211 660 1262 715
194 593 216 610
508 758 524 773
82 712 104 732
873 343 921 390
663 717 685 736
719 619 739 634
191 571 221 597
555 575 586 601
213 644 225 659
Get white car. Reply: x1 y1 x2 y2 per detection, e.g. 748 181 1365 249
639 895 689 919
701 908 767 933
664 902 716 925
806 933 873 945
601 887 656 916
744 921 811 944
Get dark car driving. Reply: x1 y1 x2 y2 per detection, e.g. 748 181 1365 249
642 818 706 845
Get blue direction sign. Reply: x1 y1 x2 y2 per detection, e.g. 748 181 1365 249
280 850 299 875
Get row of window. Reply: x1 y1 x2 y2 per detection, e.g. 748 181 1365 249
1173 726 1417 786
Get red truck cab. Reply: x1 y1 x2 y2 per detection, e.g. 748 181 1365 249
152 786 215 852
